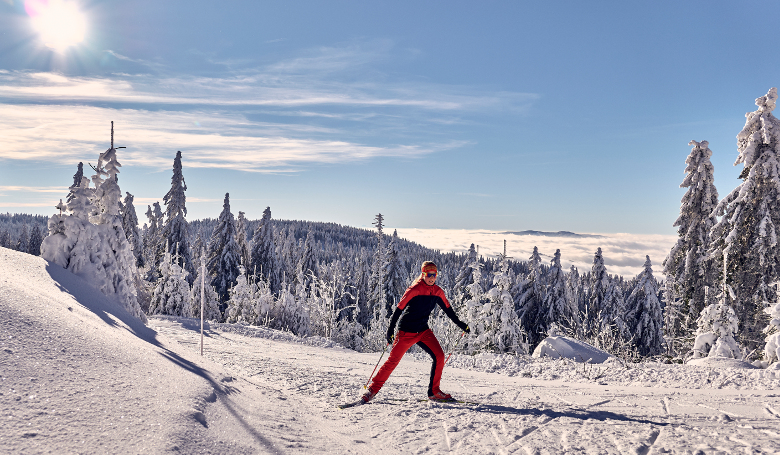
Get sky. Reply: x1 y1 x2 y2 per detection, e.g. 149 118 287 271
1 1 779 243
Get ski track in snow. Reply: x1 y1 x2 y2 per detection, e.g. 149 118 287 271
4 246 780 454
152 318 780 454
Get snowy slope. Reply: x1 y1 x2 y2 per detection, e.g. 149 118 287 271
5 246 780 453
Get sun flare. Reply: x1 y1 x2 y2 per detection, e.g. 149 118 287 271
26 0 87 51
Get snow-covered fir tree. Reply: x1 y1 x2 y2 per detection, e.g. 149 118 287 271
710 88 780 350
120 192 143 267
28 225 43 255
626 256 663 356
692 300 740 359
296 230 318 292
235 211 251 267
250 207 279 292
41 125 144 322
190 255 222 321
206 193 242 306
161 151 194 283
663 139 719 340
588 248 609 325
143 202 164 280
365 214 389 350
485 247 528 354
601 275 630 344
226 265 257 324
513 246 545 349
148 243 193 317
762 288 780 363
543 249 576 331
0 229 10 249
383 229 407 307
15 225 28 253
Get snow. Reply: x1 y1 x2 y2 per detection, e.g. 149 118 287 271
6 246 780 453
531 336 612 364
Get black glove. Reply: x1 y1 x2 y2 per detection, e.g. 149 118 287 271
457 321 470 334
386 330 395 345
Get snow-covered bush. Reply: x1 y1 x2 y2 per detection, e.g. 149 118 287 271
226 266 257 324
763 300 780 363
148 246 192 317
692 302 740 359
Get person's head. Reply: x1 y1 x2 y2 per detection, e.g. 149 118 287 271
421 261 437 286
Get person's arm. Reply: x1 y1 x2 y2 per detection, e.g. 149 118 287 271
436 288 470 333
386 307 402 344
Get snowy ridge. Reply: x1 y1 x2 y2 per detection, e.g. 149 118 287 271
500 230 604 238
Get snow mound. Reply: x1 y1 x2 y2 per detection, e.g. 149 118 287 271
532 336 612 363
687 357 758 369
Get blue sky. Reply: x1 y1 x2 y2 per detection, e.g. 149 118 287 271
1 1 778 235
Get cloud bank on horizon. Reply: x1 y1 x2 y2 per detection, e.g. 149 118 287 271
395 228 676 279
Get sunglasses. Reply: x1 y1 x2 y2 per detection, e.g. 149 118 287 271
425 272 437 279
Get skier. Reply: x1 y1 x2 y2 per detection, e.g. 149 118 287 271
362 261 470 403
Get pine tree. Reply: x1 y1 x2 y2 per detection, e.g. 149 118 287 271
250 207 280 292
226 266 257 324
161 151 194 283
693 301 740 359
626 256 663 356
28 225 43 256
15 225 29 253
120 192 143 267
383 229 407 307
190 258 222 322
366 214 389 350
710 88 780 350
513 246 545 349
587 248 609 332
0 229 10 249
143 202 164 280
206 193 242 306
663 139 719 339
542 249 575 331
601 275 630 344
149 244 193 317
486 247 527 353
296 230 318 291
235 211 251 267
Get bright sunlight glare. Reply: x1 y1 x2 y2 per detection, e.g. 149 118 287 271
26 0 87 51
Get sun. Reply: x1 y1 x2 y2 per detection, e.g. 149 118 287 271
26 0 87 51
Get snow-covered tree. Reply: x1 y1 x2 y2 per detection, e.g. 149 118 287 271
601 276 630 343
763 289 780 363
143 202 164 280
149 244 193 317
226 265 257 324
161 151 194 282
692 301 740 359
0 229 10 249
542 249 576 331
41 126 144 322
588 248 608 322
710 88 780 350
250 207 279 292
664 139 719 336
485 249 528 354
365 214 389 350
296 230 318 291
235 211 251 267
383 229 407 307
120 192 143 267
15 225 28 253
28 225 42 256
513 246 545 348
626 256 663 356
206 193 242 304
190 256 222 322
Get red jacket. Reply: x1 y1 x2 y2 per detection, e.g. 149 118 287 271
393 276 453 333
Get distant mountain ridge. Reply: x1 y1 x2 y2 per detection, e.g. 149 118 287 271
499 230 604 239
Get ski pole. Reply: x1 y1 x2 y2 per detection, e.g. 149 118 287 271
444 331 466 367
364 342 390 389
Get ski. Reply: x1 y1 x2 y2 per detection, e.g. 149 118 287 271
418 398 480 405
337 400 366 409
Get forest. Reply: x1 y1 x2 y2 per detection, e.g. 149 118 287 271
7 88 780 364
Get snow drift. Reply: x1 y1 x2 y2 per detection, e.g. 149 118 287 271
531 336 612 363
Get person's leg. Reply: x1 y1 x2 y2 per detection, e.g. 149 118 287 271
368 331 421 394
415 329 446 396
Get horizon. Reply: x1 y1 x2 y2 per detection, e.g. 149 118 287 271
2 1 778 237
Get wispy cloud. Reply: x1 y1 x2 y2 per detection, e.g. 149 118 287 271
0 185 68 193
394 228 676 279
0 104 466 171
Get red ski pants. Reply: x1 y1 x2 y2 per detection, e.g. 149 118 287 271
369 329 445 396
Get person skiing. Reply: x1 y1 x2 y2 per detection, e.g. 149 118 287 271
362 261 470 403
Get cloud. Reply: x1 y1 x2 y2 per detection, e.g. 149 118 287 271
0 185 68 193
0 104 465 171
394 228 676 279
